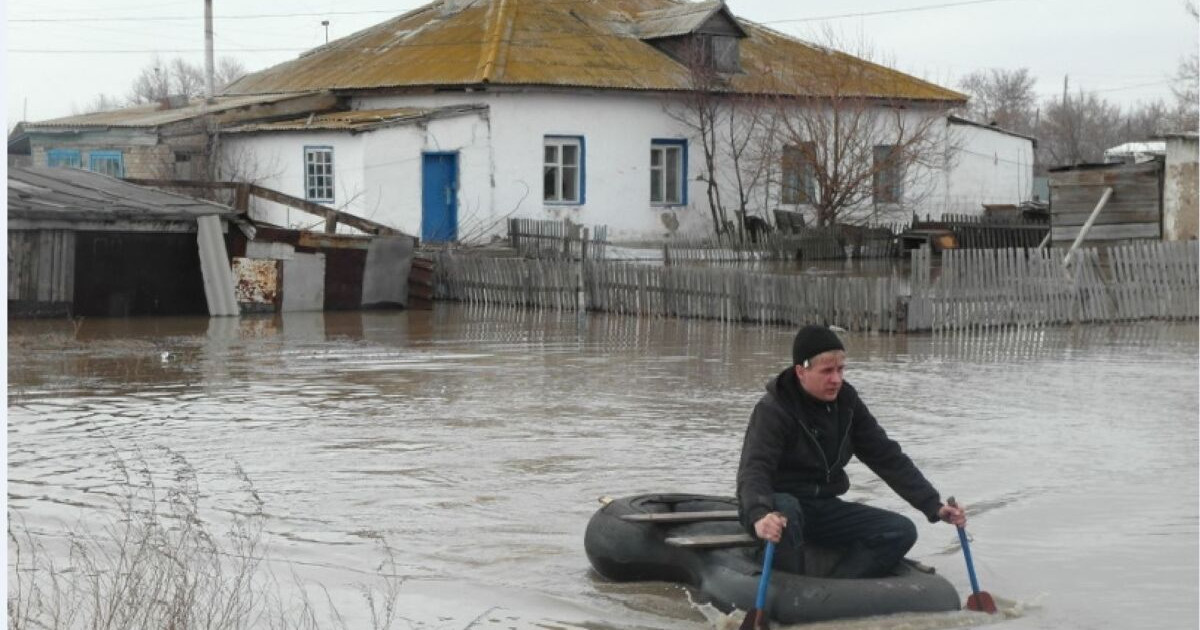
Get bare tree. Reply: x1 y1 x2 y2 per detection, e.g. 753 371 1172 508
767 35 954 226
1168 1 1199 131
215 58 248 90
123 56 249 106
1038 89 1125 167
958 68 1038 135
663 39 734 238
128 57 173 104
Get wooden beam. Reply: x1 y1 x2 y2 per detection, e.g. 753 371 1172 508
247 184 400 236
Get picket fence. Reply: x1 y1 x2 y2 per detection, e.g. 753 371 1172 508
433 241 1198 332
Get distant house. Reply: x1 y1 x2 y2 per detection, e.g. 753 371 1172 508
19 92 338 181
1103 141 1166 165
26 0 1032 242
942 116 1037 216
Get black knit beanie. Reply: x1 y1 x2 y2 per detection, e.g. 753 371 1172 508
792 325 844 365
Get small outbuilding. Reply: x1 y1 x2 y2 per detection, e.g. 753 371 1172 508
1047 160 1163 246
8 165 240 318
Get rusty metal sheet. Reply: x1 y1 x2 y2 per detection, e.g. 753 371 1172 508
223 0 965 103
232 257 280 311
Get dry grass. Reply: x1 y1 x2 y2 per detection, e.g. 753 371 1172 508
8 448 405 630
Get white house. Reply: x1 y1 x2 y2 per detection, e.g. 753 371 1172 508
214 0 1002 242
29 0 1030 242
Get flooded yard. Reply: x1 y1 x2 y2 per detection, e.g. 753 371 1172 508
7 307 1197 629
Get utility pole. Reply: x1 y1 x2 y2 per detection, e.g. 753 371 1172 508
204 0 215 102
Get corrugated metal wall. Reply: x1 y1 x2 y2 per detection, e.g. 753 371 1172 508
8 230 75 303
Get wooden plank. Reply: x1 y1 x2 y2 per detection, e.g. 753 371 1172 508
1051 223 1161 242
1052 207 1163 226
664 533 757 548
620 510 739 523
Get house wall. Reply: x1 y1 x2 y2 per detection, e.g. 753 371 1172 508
362 90 711 240
220 132 367 230
1163 135 1198 241
218 90 996 242
363 90 960 238
944 123 1035 216
28 131 175 179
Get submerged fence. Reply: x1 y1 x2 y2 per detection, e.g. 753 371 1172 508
434 241 1198 332
909 241 1199 331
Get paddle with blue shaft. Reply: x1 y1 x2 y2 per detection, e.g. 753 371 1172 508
739 540 776 630
947 497 997 613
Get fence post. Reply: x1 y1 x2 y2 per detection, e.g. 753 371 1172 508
577 228 589 312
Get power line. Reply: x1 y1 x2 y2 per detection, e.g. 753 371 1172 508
10 0 1022 25
759 0 1021 25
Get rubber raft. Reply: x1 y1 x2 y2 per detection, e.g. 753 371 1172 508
584 493 961 624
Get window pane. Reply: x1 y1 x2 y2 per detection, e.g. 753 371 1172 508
545 145 557 164
562 144 578 167
562 166 577 201
650 148 662 167
650 169 663 203
544 165 558 200
667 149 676 201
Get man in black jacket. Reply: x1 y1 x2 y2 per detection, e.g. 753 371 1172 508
736 325 966 578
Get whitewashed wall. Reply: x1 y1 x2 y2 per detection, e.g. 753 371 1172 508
941 121 1034 217
219 112 491 237
361 91 712 241
220 132 367 231
224 90 1026 242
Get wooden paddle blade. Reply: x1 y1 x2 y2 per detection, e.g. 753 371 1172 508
738 608 770 630
966 591 998 614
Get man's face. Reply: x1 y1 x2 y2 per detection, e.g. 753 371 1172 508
794 350 846 402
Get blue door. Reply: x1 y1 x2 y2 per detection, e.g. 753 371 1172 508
421 152 458 242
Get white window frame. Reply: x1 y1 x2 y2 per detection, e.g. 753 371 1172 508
544 136 583 204
304 146 335 203
650 140 686 205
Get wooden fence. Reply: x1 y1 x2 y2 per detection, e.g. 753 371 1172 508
660 225 898 263
907 241 1199 331
435 251 902 331
508 218 608 260
434 241 1197 332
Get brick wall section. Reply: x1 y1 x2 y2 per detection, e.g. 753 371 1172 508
31 142 174 179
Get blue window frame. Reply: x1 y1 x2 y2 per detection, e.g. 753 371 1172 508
544 135 585 204
88 150 124 177
304 146 335 203
650 139 688 205
47 149 82 168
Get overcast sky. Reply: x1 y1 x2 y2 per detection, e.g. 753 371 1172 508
6 0 1198 124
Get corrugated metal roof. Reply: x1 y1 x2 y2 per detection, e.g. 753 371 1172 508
223 0 965 103
25 93 320 130
8 166 236 224
223 104 486 134
635 0 739 39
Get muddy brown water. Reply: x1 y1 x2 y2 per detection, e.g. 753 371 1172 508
7 307 1197 629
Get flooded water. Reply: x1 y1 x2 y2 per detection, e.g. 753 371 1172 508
7 307 1198 629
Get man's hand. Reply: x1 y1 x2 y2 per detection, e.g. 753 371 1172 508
938 502 967 527
754 512 788 542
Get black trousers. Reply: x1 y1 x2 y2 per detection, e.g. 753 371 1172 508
770 492 918 579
